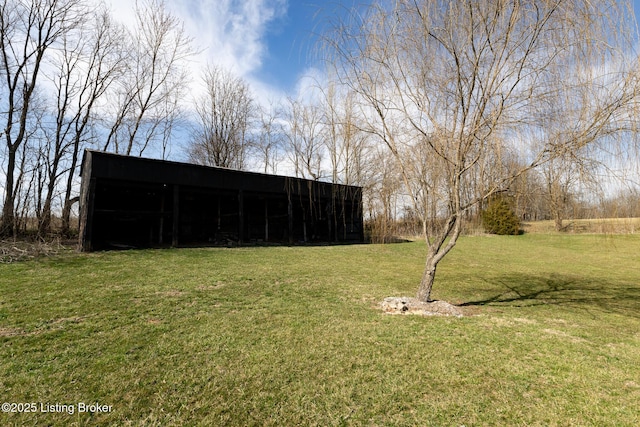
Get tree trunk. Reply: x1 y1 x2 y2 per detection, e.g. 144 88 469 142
39 198 53 236
416 260 437 302
554 212 563 232
61 197 80 236
0 149 17 237
61 144 81 236
39 162 61 236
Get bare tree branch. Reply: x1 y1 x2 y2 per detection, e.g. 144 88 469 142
325 0 639 301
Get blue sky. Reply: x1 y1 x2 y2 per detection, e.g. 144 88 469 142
257 0 640 95
256 1 324 90
106 0 349 100
237 0 358 96
105 0 640 102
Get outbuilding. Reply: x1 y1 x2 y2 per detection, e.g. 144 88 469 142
78 150 364 251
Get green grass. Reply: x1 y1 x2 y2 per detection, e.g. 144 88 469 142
1 235 639 426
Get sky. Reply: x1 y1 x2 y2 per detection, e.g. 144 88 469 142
103 0 640 103
104 0 357 104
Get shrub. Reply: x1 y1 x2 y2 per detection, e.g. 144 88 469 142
482 196 521 235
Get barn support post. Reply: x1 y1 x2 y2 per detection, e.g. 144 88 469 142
327 199 333 243
333 189 337 242
238 189 244 244
217 196 221 233
302 209 307 243
340 204 346 242
158 188 165 245
264 199 269 242
287 196 293 244
172 184 180 247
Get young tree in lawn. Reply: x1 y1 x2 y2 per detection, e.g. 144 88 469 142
326 0 639 301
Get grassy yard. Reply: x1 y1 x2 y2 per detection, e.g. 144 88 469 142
1 234 639 426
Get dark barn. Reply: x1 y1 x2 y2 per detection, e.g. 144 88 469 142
78 150 364 251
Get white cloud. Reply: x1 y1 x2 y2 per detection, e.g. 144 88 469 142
293 66 326 102
173 0 287 76
103 0 288 90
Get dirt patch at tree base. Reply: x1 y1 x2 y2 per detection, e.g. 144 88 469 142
381 297 464 317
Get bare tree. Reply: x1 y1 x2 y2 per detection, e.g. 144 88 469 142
510 168 546 222
320 82 370 186
0 0 84 236
60 10 126 234
10 90 46 234
318 82 372 240
255 101 283 174
103 0 193 157
365 146 403 243
0 0 195 237
282 95 325 180
326 0 639 301
36 9 126 236
188 65 254 169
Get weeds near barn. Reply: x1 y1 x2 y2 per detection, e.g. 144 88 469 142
1 235 639 425
0 238 71 263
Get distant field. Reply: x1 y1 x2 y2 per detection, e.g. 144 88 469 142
1 235 639 426
523 217 640 234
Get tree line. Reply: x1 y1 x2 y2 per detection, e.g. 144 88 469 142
0 0 378 239
1 0 194 237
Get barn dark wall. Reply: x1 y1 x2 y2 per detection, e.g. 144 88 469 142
79 150 363 251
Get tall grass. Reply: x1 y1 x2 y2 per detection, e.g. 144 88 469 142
1 234 639 426
522 217 640 234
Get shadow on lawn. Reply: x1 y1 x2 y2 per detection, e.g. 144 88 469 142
459 273 640 317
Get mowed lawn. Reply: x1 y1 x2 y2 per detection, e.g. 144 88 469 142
1 234 639 426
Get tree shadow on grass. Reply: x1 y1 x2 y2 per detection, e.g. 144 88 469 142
459 273 640 318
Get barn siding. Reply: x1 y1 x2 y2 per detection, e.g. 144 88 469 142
79 150 363 251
